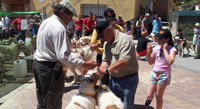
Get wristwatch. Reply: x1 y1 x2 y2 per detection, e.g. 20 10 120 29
105 67 109 73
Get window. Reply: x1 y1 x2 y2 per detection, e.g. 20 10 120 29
81 4 107 19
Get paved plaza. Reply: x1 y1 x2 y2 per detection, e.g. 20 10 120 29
0 59 200 109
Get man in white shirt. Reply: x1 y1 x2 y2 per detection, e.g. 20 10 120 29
1 16 9 39
195 2 200 11
32 0 98 109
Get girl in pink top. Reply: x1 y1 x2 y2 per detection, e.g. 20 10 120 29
75 15 83 39
145 29 177 109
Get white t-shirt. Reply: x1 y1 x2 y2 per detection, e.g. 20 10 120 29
195 5 200 11
2 16 9 30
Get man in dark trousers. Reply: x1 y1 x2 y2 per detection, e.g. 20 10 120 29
32 0 98 109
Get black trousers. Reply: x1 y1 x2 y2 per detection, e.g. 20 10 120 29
32 60 64 109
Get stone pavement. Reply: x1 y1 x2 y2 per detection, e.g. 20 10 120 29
0 59 200 109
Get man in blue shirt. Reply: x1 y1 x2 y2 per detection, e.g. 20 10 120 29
151 14 162 41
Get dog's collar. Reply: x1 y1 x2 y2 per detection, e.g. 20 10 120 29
79 92 96 98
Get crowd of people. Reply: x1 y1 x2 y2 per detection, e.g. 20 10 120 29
1 0 198 109
30 0 181 109
0 14 42 41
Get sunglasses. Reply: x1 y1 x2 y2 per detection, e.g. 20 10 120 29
64 9 73 18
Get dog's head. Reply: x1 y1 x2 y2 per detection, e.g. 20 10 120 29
79 70 101 95
80 71 101 87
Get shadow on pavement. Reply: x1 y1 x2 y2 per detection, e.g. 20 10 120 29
134 104 154 109
64 76 80 93
63 85 79 93
64 76 81 83
182 54 195 58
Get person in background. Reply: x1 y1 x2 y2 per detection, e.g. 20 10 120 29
135 15 143 39
145 29 177 109
8 16 15 37
141 13 150 35
75 14 83 40
29 14 34 36
126 20 132 35
32 0 98 108
83 12 95 36
67 19 75 41
90 8 125 86
136 31 152 59
93 14 98 26
98 21 139 109
151 14 162 42
1 16 9 39
194 23 200 59
192 23 200 55
174 28 187 54
115 15 124 28
32 14 41 36
147 10 154 35
12 15 26 41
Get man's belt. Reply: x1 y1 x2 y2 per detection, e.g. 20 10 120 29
34 59 57 67
113 71 138 79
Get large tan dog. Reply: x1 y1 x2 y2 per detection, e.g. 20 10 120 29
63 45 94 84
97 85 124 109
65 70 101 109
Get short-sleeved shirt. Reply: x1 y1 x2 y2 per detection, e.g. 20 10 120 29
141 17 149 32
136 37 151 52
12 18 21 31
152 45 177 73
102 30 138 78
152 19 162 34
83 17 95 32
75 19 83 31
194 28 199 38
90 23 125 54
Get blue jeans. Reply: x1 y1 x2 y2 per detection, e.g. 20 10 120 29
109 74 139 109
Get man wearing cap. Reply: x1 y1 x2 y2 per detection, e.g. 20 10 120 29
141 13 150 34
97 21 139 109
90 8 124 86
32 0 98 109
